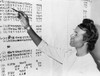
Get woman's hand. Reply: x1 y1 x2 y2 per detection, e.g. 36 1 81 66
18 11 30 29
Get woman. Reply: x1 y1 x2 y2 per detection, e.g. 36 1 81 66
16 10 100 76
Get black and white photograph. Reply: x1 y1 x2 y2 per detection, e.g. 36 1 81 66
0 0 100 76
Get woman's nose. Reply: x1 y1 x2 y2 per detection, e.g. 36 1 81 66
70 34 75 38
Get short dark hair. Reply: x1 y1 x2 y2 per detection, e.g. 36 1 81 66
78 19 99 52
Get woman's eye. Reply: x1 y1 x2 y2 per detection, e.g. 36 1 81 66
75 33 78 36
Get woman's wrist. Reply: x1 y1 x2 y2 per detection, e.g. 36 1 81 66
26 26 30 31
24 24 31 30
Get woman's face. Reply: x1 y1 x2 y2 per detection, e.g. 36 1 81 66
70 26 86 48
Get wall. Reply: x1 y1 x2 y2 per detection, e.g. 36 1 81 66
91 0 100 25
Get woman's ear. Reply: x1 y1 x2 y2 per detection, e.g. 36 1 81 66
83 42 88 47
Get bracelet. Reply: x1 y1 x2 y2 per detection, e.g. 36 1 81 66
26 27 30 31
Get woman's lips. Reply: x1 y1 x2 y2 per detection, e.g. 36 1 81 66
70 38 74 42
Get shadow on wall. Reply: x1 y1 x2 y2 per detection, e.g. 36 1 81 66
91 24 100 71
